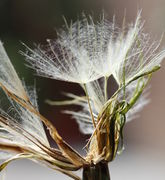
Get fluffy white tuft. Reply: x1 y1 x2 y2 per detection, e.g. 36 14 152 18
105 12 165 85
24 12 165 87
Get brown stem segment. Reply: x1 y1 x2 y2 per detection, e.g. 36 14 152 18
83 162 110 180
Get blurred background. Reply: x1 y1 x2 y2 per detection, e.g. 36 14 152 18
0 0 165 179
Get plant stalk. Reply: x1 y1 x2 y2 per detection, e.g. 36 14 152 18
82 162 110 180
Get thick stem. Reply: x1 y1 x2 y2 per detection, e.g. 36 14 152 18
82 162 110 180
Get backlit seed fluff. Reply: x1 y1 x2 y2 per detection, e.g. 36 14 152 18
23 15 110 84
24 12 165 87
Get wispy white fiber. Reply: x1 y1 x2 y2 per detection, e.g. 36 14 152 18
64 103 94 134
15 86 49 145
0 86 49 149
0 41 48 148
0 41 28 101
86 79 105 112
25 11 165 88
24 14 111 84
115 33 165 86
90 11 165 87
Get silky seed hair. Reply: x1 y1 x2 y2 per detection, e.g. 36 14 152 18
0 11 165 180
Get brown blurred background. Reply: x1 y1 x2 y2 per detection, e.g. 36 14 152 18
0 0 165 179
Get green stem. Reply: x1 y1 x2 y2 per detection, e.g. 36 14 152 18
83 162 110 180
